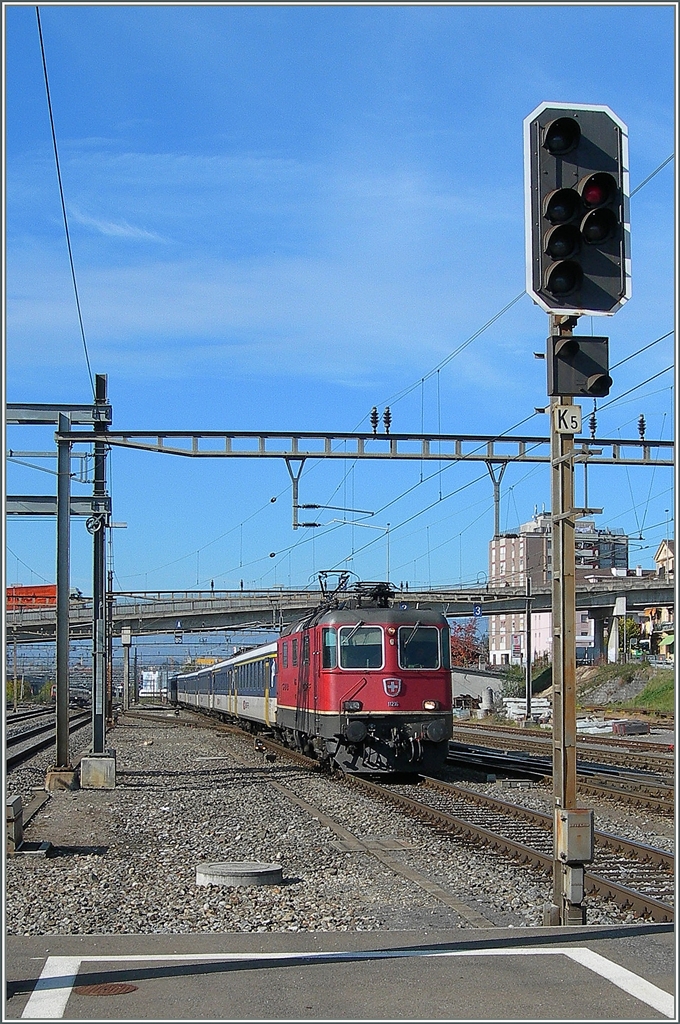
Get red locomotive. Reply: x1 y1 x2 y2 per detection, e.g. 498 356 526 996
275 579 453 773
172 578 454 774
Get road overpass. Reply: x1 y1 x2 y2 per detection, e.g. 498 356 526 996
6 578 673 644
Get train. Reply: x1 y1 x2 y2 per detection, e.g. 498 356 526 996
169 580 453 774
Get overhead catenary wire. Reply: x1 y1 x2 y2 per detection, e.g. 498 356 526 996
172 146 677 589
35 6 95 398
597 366 674 412
99 150 676 589
6 546 52 584
629 154 674 197
609 330 674 370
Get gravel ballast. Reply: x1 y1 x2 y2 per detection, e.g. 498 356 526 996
5 709 670 936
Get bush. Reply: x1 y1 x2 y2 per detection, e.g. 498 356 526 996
500 663 551 698
500 665 525 698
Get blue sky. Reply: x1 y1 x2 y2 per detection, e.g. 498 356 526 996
4 3 676 599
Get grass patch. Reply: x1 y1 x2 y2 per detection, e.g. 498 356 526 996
581 662 647 685
626 670 675 714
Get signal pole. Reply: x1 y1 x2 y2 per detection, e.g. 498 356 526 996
547 316 592 925
524 577 532 720
91 374 109 753
55 413 72 767
524 101 631 925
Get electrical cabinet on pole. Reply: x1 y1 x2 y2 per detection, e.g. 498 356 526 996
525 102 630 927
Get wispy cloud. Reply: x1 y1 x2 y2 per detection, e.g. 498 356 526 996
67 203 168 242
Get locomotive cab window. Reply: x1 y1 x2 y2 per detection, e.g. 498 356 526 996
339 625 383 669
322 628 337 668
282 642 288 669
398 625 440 669
441 625 451 669
292 639 298 666
302 633 310 665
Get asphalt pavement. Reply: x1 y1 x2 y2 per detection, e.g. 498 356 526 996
5 923 675 1021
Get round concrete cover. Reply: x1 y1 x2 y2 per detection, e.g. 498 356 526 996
196 861 283 886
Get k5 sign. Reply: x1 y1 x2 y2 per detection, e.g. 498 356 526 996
553 405 582 435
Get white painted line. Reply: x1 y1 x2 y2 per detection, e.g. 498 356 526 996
21 956 81 1019
19 945 675 1019
565 947 675 1020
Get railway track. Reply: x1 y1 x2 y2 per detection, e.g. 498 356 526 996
5 711 91 770
353 773 674 923
6 708 56 726
447 741 675 816
125 707 674 923
452 724 675 774
246 727 674 923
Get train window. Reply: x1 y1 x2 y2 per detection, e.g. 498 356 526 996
322 628 337 668
292 639 298 666
302 633 309 665
282 642 289 668
339 626 383 669
398 626 440 669
441 626 451 669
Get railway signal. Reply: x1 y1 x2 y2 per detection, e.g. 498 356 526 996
547 335 612 397
524 102 630 315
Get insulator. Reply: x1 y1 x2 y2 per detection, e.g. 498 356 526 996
588 407 597 440
638 414 646 440
370 406 379 434
383 406 392 434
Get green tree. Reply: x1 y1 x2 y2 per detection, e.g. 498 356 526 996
617 616 641 652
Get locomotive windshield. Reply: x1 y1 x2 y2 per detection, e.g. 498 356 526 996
339 625 383 669
398 625 440 669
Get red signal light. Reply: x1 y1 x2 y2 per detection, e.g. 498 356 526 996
580 172 617 208
583 181 606 205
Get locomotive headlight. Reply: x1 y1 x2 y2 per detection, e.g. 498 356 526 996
422 700 440 711
343 700 363 712
425 719 447 743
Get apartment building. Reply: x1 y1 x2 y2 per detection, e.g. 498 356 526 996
488 513 628 666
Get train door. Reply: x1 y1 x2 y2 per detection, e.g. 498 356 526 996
312 626 321 737
263 658 271 727
295 630 312 736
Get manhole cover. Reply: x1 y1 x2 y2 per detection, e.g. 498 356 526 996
74 983 138 996
196 861 283 886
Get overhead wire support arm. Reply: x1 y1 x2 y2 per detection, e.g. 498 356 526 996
51 428 673 467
